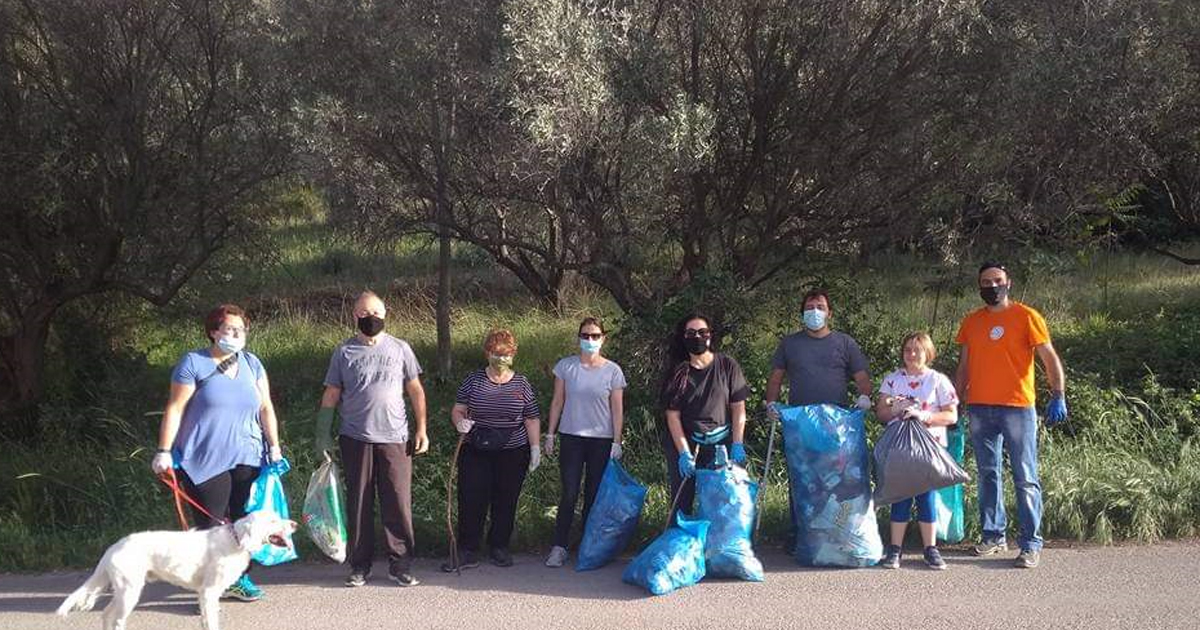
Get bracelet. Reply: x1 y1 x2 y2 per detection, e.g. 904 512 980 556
155 448 171 453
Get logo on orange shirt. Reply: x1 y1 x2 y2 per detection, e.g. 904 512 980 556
989 325 1005 341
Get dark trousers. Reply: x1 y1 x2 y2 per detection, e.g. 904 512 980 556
456 442 530 552
553 434 611 548
657 424 726 520
340 436 415 572
179 464 259 575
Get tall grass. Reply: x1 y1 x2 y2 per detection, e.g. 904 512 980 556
2 221 1199 571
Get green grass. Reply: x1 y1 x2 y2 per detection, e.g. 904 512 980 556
2 219 1199 571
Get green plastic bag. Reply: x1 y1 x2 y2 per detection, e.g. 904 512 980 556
302 454 348 563
935 422 966 543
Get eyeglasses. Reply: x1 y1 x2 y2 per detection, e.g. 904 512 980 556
218 325 247 335
579 333 604 340
683 328 711 339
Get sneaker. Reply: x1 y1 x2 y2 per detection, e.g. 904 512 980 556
222 575 263 601
924 546 947 570
972 538 1008 556
344 569 370 588
388 570 420 587
545 546 568 568
440 550 480 573
1014 548 1040 569
880 545 902 569
490 547 514 567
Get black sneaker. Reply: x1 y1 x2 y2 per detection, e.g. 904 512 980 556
388 571 420 587
440 550 479 573
344 569 370 588
972 538 1008 556
924 546 947 570
881 545 902 569
489 547 514 567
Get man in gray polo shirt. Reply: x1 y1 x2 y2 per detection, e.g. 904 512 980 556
315 290 429 588
765 288 873 545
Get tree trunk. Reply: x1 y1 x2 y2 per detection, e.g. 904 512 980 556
0 309 55 439
435 225 453 381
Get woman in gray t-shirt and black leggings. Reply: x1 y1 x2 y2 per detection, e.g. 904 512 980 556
542 317 627 568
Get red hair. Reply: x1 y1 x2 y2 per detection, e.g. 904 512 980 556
204 304 248 342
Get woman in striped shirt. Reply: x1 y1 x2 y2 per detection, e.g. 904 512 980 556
442 329 541 571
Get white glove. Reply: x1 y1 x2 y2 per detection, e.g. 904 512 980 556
542 434 556 456
454 417 474 434
855 394 872 410
151 451 173 475
269 445 283 462
610 442 623 460
528 444 541 473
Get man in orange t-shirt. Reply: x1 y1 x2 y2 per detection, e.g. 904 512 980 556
955 262 1067 570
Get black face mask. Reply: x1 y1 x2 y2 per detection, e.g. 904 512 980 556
684 337 709 356
979 284 1009 306
357 315 385 337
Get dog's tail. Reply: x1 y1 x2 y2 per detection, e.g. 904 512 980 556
56 568 109 616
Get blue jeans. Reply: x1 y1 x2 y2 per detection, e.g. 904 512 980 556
890 491 936 524
968 404 1043 551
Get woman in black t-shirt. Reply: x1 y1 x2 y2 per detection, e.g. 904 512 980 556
659 313 751 517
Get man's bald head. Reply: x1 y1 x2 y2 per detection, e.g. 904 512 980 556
353 290 386 319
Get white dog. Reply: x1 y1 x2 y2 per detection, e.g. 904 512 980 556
57 510 297 630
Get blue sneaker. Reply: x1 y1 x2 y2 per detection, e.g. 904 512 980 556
222 575 263 601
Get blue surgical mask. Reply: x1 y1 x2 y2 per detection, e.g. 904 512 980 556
580 338 603 354
802 308 827 331
216 335 245 354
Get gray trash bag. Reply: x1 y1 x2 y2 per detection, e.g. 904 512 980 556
873 418 971 506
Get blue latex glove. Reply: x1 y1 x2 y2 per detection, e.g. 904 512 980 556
678 451 696 479
690 425 730 445
730 442 747 464
1046 395 1068 425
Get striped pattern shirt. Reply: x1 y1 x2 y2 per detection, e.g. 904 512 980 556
455 369 540 449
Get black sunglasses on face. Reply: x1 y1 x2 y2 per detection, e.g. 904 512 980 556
683 328 711 339
579 332 603 340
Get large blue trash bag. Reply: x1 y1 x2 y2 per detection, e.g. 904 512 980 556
936 423 967 543
622 514 709 596
779 404 883 567
576 460 648 571
245 457 299 566
696 456 764 581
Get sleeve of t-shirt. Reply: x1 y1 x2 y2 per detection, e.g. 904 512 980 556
400 343 422 382
244 352 266 381
879 370 899 397
610 364 628 390
770 340 788 371
323 347 344 389
552 357 568 381
933 372 959 407
171 352 199 385
455 373 476 405
954 318 969 345
1027 308 1051 347
726 356 750 404
845 335 869 376
521 378 541 418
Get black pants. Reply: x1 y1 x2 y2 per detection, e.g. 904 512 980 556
456 442 530 553
553 434 611 548
179 464 259 576
658 423 727 519
340 436 415 573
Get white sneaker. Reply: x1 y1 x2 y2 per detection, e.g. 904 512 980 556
545 546 568 568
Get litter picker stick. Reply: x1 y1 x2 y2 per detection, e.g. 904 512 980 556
663 442 699 534
753 407 779 540
445 434 464 576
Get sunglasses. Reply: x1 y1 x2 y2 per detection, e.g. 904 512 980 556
683 328 712 339
578 332 604 340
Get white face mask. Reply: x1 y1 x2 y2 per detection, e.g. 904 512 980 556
216 335 245 354
802 308 827 331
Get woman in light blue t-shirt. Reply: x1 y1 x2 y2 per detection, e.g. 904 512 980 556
542 317 627 568
151 304 284 601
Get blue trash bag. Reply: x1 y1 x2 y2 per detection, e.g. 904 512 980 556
576 460 648 571
696 458 764 581
245 457 298 566
935 423 967 543
622 514 709 596
778 404 883 567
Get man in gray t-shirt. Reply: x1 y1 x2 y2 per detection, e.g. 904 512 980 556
314 291 428 587
765 289 873 410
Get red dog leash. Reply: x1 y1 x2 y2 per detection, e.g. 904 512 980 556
158 469 227 528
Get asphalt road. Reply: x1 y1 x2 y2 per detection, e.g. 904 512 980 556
3 542 1197 630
